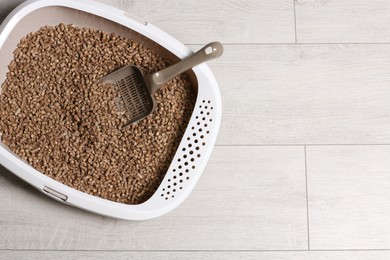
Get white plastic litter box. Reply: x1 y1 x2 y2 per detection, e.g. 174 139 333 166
0 0 222 220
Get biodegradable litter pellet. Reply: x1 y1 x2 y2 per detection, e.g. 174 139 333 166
0 23 196 204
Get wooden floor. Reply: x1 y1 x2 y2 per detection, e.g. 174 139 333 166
2 0 390 259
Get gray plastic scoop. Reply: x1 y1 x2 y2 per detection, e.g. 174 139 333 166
100 41 223 127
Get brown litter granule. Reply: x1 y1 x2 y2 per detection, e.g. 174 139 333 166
0 23 196 204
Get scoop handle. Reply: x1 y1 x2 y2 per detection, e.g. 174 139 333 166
149 41 223 94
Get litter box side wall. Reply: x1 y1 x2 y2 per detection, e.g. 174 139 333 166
0 0 222 220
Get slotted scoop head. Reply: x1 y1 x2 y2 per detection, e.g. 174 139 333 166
100 42 223 127
100 65 154 124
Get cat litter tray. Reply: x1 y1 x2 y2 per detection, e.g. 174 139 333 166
0 0 222 220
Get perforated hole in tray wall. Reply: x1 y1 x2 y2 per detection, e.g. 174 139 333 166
160 99 214 200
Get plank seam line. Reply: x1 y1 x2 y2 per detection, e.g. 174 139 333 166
304 145 310 250
293 0 297 43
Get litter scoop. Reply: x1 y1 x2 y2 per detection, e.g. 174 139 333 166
100 41 223 127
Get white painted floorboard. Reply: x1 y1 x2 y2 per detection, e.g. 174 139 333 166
96 0 296 44
3 250 390 260
306 146 390 250
211 44 390 145
296 0 390 43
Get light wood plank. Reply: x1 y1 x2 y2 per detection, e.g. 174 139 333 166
0 146 307 250
95 0 295 44
296 0 390 43
3 250 390 260
210 44 390 145
306 145 390 249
